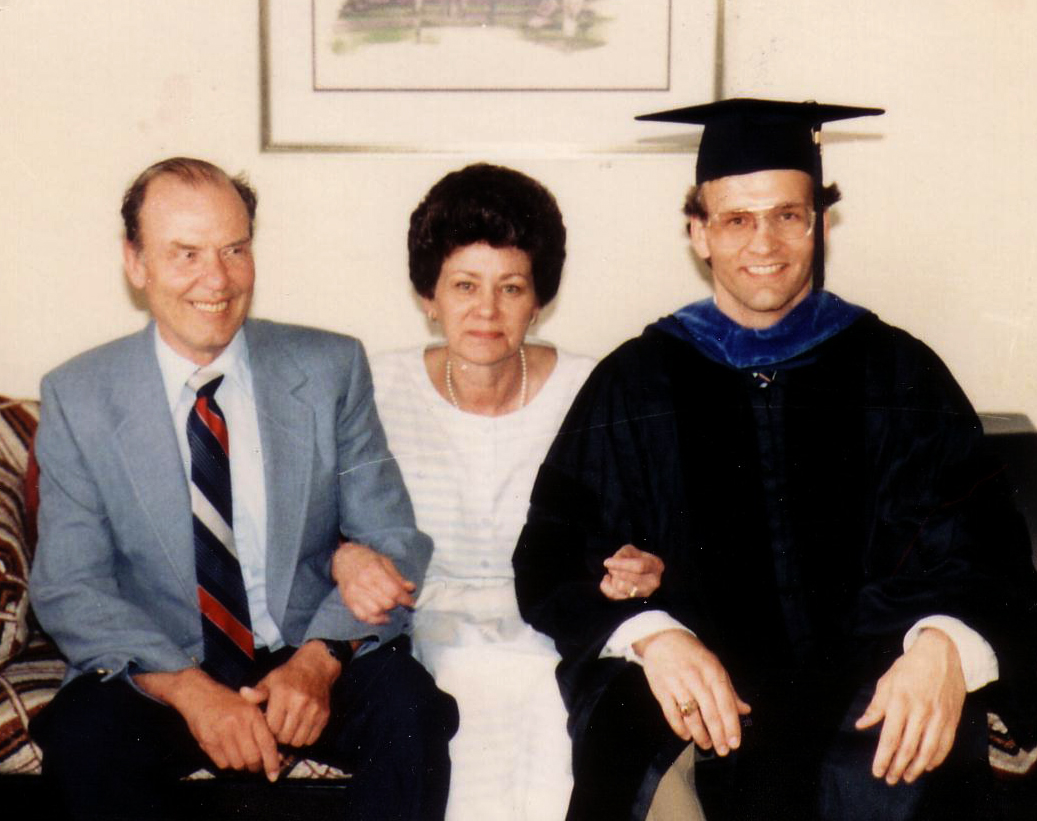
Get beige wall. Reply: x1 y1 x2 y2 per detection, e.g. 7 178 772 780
3 0 1036 423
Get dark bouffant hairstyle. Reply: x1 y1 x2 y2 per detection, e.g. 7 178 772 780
122 157 257 249
408 163 566 306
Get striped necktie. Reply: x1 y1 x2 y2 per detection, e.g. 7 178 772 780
187 370 255 687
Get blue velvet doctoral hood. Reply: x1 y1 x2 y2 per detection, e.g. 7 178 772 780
654 290 870 370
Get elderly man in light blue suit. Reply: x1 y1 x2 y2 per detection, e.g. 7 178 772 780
29 157 457 821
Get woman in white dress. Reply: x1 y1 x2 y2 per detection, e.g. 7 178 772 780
333 164 664 821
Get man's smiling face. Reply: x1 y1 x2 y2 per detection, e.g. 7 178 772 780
124 173 255 366
690 169 822 329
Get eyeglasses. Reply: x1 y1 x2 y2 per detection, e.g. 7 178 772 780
705 204 816 245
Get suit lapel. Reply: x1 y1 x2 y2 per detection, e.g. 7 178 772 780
112 326 196 601
246 321 315 621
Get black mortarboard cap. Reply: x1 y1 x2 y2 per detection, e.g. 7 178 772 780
636 98 884 287
635 98 884 184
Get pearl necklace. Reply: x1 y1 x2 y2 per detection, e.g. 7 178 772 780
445 345 527 411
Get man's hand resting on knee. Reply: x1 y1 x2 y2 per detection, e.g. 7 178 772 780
634 629 751 757
240 640 342 750
135 667 283 781
135 641 343 783
855 628 966 786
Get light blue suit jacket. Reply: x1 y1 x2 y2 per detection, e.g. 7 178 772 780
30 319 431 681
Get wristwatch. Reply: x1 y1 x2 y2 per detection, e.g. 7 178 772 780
320 639 354 666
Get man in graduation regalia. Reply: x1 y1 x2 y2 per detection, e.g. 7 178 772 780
513 99 1037 820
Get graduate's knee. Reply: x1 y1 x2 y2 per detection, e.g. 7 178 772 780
817 686 991 821
567 661 686 820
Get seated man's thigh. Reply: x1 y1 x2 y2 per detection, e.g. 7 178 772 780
566 660 688 821
31 673 208 820
817 684 991 821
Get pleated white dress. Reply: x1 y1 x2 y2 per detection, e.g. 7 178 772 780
370 346 595 821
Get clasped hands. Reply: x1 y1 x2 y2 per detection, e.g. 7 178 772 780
135 639 341 782
635 626 966 785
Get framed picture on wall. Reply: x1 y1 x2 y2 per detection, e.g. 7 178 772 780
261 0 717 153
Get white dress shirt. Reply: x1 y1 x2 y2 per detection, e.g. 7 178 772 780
154 327 284 651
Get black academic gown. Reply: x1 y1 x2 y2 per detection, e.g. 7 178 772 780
514 312 1037 817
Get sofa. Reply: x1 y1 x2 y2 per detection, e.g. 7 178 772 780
2 395 1036 817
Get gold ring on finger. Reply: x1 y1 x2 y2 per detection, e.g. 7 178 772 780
628 585 639 598
678 699 698 717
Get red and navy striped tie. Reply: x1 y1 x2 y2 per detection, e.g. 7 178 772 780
187 371 255 687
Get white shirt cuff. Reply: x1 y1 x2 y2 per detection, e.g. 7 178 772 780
904 615 999 692
601 611 693 665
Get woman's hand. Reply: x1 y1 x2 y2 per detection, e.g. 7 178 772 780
332 540 416 624
600 544 665 600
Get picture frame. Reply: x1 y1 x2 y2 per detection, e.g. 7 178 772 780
260 0 719 153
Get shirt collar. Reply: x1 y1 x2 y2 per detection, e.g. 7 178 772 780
153 325 254 411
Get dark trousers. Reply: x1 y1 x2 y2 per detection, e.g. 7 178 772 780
565 661 991 821
31 637 458 821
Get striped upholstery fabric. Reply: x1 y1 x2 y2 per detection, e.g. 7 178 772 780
989 712 1037 777
0 397 39 669
184 758 350 781
0 397 65 775
0 635 63 774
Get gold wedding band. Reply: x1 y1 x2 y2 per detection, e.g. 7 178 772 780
628 585 639 599
678 699 698 717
